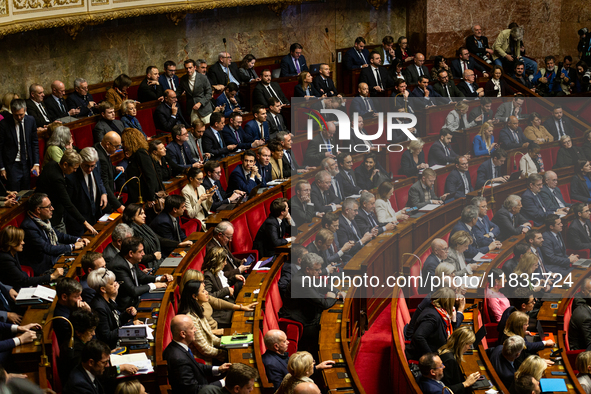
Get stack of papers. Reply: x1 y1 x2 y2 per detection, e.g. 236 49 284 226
429 165 445 170
418 204 440 211
473 252 494 262
15 286 56 305
109 353 154 377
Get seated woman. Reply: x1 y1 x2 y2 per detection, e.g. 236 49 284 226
399 139 428 177
120 100 145 138
375 181 409 224
485 268 510 323
122 128 160 206
473 121 498 156
0 226 62 290
388 58 405 81
430 55 452 81
555 135 586 169
513 252 552 296
499 311 554 366
181 168 213 231
485 66 512 97
576 61 591 93
44 126 73 165
294 71 324 98
269 140 290 179
446 231 479 276
571 160 591 203
354 152 387 190
106 74 132 109
238 54 260 83
395 36 413 64
178 279 227 364
149 140 172 183
513 355 550 393
115 380 147 394
405 287 458 361
275 352 318 394
445 102 478 133
520 142 544 177
88 268 140 349
523 112 553 143
438 326 481 394
577 351 591 394
582 130 591 161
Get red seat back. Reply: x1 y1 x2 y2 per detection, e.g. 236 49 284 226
559 184 571 203
188 248 206 271
127 85 140 101
71 125 94 150
409 259 422 297
230 216 253 253
164 303 175 349
51 332 62 392
436 172 449 197
264 192 283 215
136 108 157 137
423 142 434 163
246 205 267 240
395 183 411 208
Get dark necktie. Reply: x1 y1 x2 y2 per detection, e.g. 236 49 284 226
214 185 223 201
558 120 565 139
350 222 360 241
512 214 516 227
374 68 383 89
131 267 138 286
458 114 466 130
18 122 27 162
368 212 378 227
417 66 423 77
188 347 195 359
233 128 241 143
557 233 565 252
443 143 450 159
169 78 176 91
266 85 280 101
274 115 282 131
181 146 187 165
38 103 49 122
174 218 182 241
87 173 95 207
322 191 328 205
346 170 356 187
59 99 67 114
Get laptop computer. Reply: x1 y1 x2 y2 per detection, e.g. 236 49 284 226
573 259 591 268
508 171 522 182
216 185 263 211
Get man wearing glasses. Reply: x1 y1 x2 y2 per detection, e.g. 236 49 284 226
66 77 98 118
207 52 241 88
95 131 125 214
65 147 108 237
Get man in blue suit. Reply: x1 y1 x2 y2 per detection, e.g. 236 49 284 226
150 195 195 250
451 205 502 260
499 116 532 150
66 78 98 118
349 83 378 119
450 47 489 79
419 238 449 294
0 99 40 191
475 149 509 189
542 214 579 275
261 330 290 390
227 150 263 194
214 82 243 117
410 76 443 108
256 146 272 187
355 191 396 235
490 336 524 390
243 105 270 143
166 124 200 175
280 43 308 77
65 147 108 237
428 129 459 167
158 60 180 92
222 113 264 151
202 112 238 160
202 160 244 212
417 353 465 394
521 173 568 226
343 37 370 71
471 196 500 247
336 198 376 261
539 170 571 212
444 156 473 200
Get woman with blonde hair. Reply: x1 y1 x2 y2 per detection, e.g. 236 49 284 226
0 92 18 118
202 247 245 308
400 138 428 177
122 128 160 205
446 231 478 276
576 351 591 394
514 355 549 382
438 326 481 393
499 311 554 366
445 101 478 132
115 380 146 394
473 121 498 156
514 252 552 293
276 351 334 394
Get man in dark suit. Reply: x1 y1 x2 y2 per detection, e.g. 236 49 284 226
410 76 443 109
44 80 79 122
202 112 238 160
178 59 214 123
0 99 40 191
417 353 458 394
492 195 532 241
349 83 378 119
280 43 308 77
261 330 290 390
256 147 272 187
266 98 289 139
512 62 535 90
252 69 289 107
163 315 230 394
310 170 341 213
79 252 106 303
475 149 509 189
278 244 307 298
207 221 248 276
466 25 493 62
306 229 341 272
335 152 362 197
137 65 165 103
468 97 495 125
227 150 263 194
450 47 489 79
65 147 108 236
94 132 124 213
290 179 317 227
153 89 190 133
320 157 344 201
444 156 473 200
521 174 568 226
167 124 200 175
93 101 124 143
313 63 339 97
63 340 112 394
451 205 502 260
103 223 133 266
567 203 591 251
109 237 171 310
303 123 337 168
202 160 244 211
407 169 448 209
359 51 394 97
25 84 51 130
243 105 270 143
543 106 576 141
403 53 430 85
66 78 98 118
53 277 89 346
222 112 263 151
472 196 501 246
490 336 524 390
568 278 591 350
159 60 180 92
356 192 396 235
428 129 459 166
419 239 449 294
208 52 241 87
214 82 242 117
253 198 294 257
336 198 376 261
343 37 370 71
277 131 302 174
539 170 571 212
541 214 579 275
457 69 485 98
150 195 192 243
432 69 464 102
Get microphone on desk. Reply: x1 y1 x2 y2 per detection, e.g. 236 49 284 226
38 316 74 367
481 180 495 204
512 151 525 171
118 176 143 204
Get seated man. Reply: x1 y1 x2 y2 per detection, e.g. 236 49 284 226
451 205 502 260
44 80 80 122
495 95 527 123
444 156 473 200
253 198 294 257
539 171 571 212
163 315 231 394
466 24 493 63
512 62 534 90
451 47 488 79
304 123 337 168
166 124 200 176
243 105 270 143
252 69 289 107
428 129 459 166
419 238 449 294
227 150 264 194
203 112 238 160
568 277 591 350
312 63 340 97
490 336 525 389
521 174 568 226
307 229 340 272
222 113 264 151
290 180 319 227
95 131 125 214
410 75 443 109
198 364 259 394
150 195 194 253
310 170 341 213
109 237 172 310
432 69 464 103
468 97 496 125
457 69 485 98
541 214 579 275
499 116 531 151
497 287 535 337
567 203 591 251
153 89 189 134
349 83 378 119
531 56 563 97
53 278 90 347
524 230 553 277
215 82 242 117
267 97 289 139
20 193 88 275
202 160 244 212
256 146 272 186
79 252 106 303
403 53 430 85
278 244 308 299
335 153 362 197
355 191 396 235
66 78 97 118
407 169 449 209
344 37 369 71
25 83 51 129
93 101 124 143
206 221 249 278
471 196 500 246
208 52 241 87
492 194 532 241
63 340 112 394
475 148 509 189
280 43 308 77
543 106 575 141
417 352 475 394
514 375 541 394
137 65 164 103
321 157 344 201
103 223 134 266
359 51 394 96
336 198 376 261
261 330 290 390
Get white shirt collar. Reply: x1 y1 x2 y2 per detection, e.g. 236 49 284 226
84 368 96 383
173 339 189 351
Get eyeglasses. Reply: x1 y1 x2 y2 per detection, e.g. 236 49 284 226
101 269 111 280
223 233 233 240
40 204 53 210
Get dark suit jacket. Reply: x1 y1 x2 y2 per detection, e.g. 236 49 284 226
428 140 458 166
433 81 464 101
222 125 251 150
290 196 315 227
303 133 331 167
399 150 425 177
66 92 96 118
543 116 576 141
475 158 505 189
150 212 187 242
420 255 442 295
355 208 384 235
202 177 230 212
93 118 124 143
203 269 234 300
137 79 164 103
283 150 301 173
407 180 438 209
336 169 361 197
25 99 50 127
158 74 181 92
359 66 394 96
539 185 571 212
569 297 591 350
336 214 365 260
63 364 104 394
94 142 122 211
243 120 270 143
348 95 376 119
257 162 271 187
310 182 340 213
466 34 490 58
153 102 189 133
409 86 443 108
312 75 338 96
418 377 453 394
450 57 487 79
126 148 160 203
178 73 214 118
202 127 231 160
468 106 494 125
521 189 549 226
227 165 262 194
403 64 431 85
457 80 481 98
444 168 473 199
103 243 119 266
89 295 132 349
252 82 289 107
0 251 51 290
473 215 501 246
43 95 70 121
280 54 308 77
489 345 516 390
405 304 451 361
491 206 529 241
65 166 108 236
567 218 591 251
541 230 571 273
109 254 156 310
571 175 591 203
554 147 586 169
261 351 289 390
253 215 290 257
0 114 39 172
207 62 241 86
163 340 216 394
293 83 322 98
344 47 369 70
166 141 197 175
484 79 512 97
267 112 288 139
215 92 242 117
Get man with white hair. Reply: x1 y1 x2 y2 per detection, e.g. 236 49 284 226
103 223 134 266
65 147 108 236
490 335 525 389
539 170 571 211
419 238 449 294
66 78 98 117
208 52 241 87
321 157 344 201
492 195 532 241
310 170 341 213
465 24 493 63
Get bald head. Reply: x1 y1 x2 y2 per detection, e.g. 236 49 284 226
358 82 369 97
293 382 321 394
51 80 66 98
171 315 193 342
263 329 288 354
431 238 449 260
101 131 122 155
415 53 425 61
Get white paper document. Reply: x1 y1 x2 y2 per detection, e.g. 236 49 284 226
473 252 493 262
418 204 440 211
429 165 445 170
110 353 154 377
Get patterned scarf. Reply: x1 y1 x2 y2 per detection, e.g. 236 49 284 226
28 212 58 245
433 304 453 339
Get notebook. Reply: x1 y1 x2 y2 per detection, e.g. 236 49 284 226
539 378 567 392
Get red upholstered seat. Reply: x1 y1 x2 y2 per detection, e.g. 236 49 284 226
246 205 267 239
409 258 422 297
21 265 34 277
483 288 499 343
436 172 449 197
136 107 157 137
468 164 479 187
423 142 434 163
426 109 448 135
397 290 411 326
222 161 241 190
163 303 175 350
394 183 411 209
188 248 206 271
127 85 140 101
540 148 554 169
230 216 253 253
476 311 489 350
567 249 590 259
180 217 201 234
264 192 283 215
71 125 94 150
95 235 112 253
93 91 107 103
278 318 303 356
291 142 304 166
564 298 583 366
51 332 62 392
559 184 571 203
173 286 180 313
